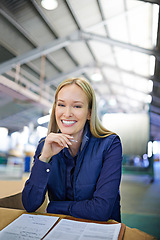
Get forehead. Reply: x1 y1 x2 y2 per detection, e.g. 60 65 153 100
57 84 88 102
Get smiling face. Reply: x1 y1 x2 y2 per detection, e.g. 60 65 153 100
55 84 91 140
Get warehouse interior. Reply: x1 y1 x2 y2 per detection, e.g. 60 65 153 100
0 0 160 239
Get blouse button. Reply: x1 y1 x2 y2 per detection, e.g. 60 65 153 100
46 168 50 173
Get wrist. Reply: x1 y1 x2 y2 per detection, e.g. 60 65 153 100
39 154 51 163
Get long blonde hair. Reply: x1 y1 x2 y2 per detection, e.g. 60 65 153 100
47 77 114 138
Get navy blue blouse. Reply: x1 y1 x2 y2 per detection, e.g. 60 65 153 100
63 148 77 200
22 124 122 222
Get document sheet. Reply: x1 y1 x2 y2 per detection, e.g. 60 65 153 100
44 219 121 240
0 214 59 240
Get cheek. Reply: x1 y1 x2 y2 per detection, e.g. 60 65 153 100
55 108 62 121
78 110 89 121
75 109 85 118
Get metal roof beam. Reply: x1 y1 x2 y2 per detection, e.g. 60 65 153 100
0 8 62 73
30 0 78 66
46 58 156 88
0 9 37 46
96 0 116 91
80 31 160 59
0 75 52 109
45 64 94 86
0 37 70 75
46 63 151 94
65 0 97 61
1 30 160 75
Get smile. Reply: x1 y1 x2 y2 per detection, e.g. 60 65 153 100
61 120 76 125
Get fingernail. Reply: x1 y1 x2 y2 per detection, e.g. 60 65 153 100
70 139 78 142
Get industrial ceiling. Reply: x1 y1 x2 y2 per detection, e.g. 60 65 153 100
0 0 160 140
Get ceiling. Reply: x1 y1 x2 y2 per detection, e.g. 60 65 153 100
0 0 160 140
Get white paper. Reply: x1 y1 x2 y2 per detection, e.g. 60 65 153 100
0 214 59 240
44 219 121 240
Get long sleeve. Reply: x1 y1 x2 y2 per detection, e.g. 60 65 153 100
22 139 51 212
47 136 122 221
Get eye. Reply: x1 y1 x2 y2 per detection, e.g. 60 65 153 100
57 103 65 107
74 105 82 108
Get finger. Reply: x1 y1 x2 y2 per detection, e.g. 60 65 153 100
58 134 73 146
64 135 78 143
46 133 72 147
55 137 70 149
54 138 67 148
61 134 74 140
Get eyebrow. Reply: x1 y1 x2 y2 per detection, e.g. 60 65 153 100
57 99 84 104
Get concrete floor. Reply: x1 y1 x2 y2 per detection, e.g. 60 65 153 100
120 162 160 239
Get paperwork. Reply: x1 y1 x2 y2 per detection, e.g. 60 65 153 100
0 214 59 240
44 219 121 240
0 214 122 240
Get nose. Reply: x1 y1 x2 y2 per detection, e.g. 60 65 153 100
63 106 73 118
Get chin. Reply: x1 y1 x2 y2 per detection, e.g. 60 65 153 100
60 128 74 135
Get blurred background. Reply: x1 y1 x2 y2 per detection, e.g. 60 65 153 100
0 0 160 238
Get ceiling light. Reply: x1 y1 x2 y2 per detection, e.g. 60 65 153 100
147 141 152 158
147 80 153 93
0 127 8 137
41 0 58 10
146 95 152 104
153 141 159 155
150 55 155 76
152 4 159 46
108 98 117 106
91 72 103 82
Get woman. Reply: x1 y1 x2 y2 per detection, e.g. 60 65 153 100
22 77 122 222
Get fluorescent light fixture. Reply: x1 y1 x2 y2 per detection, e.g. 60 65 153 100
0 127 8 137
153 141 159 155
41 0 58 10
108 98 117 106
146 94 152 104
147 80 153 93
152 4 159 46
37 114 50 124
91 72 103 82
147 141 152 158
150 55 155 76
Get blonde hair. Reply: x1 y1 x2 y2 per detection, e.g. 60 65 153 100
47 77 114 138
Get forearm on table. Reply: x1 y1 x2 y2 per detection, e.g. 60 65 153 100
22 158 50 212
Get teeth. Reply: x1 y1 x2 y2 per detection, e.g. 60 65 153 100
62 120 76 125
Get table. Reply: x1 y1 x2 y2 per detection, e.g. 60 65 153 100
0 207 157 240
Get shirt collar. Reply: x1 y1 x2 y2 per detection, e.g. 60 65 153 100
80 121 90 151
